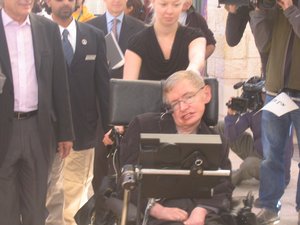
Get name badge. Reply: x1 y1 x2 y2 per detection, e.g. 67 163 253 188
85 55 96 61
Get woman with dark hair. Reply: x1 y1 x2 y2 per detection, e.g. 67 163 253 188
125 0 146 21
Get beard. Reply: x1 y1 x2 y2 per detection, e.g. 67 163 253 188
57 6 73 19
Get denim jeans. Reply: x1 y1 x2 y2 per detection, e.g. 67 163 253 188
260 95 300 212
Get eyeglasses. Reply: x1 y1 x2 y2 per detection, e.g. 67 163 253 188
168 86 205 111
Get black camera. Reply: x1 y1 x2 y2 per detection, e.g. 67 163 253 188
218 0 276 9
236 192 258 225
226 76 265 114
249 0 276 9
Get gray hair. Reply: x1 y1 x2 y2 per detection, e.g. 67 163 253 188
163 70 205 104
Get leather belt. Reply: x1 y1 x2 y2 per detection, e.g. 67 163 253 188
266 90 300 102
13 110 38 120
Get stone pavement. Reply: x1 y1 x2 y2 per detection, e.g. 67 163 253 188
230 150 299 225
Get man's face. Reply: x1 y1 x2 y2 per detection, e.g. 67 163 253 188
48 0 75 20
165 79 211 131
3 0 33 23
104 0 127 17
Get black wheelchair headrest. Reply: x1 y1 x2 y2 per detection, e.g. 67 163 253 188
109 78 218 126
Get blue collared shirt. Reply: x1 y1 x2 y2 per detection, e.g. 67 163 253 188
106 11 124 38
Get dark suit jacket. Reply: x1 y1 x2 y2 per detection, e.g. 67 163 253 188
0 12 74 166
68 21 110 150
88 13 145 78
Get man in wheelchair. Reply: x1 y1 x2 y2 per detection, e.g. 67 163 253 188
119 70 234 225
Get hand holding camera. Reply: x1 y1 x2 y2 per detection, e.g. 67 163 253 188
225 4 238 13
227 105 238 115
277 0 294 10
226 97 249 114
226 76 265 114
219 0 294 10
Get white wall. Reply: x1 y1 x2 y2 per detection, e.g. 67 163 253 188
206 0 261 117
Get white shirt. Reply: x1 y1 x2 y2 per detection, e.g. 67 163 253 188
58 18 77 53
106 11 124 38
2 9 38 112
179 11 187 25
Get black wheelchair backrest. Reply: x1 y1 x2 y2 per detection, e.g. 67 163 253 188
109 78 219 126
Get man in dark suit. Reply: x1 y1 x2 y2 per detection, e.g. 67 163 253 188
88 0 145 79
0 0 74 225
45 0 110 225
87 2 144 223
87 0 144 199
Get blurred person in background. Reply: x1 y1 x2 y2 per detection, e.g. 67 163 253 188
88 0 145 79
32 0 43 13
179 0 216 60
72 0 95 22
125 0 146 21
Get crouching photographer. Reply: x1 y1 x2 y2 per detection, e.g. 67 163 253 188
216 76 293 190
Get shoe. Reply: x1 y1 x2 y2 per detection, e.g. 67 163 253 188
256 208 280 225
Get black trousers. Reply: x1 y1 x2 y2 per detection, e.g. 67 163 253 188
92 141 109 192
0 116 49 225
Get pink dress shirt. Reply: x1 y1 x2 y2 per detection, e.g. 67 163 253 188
2 10 38 112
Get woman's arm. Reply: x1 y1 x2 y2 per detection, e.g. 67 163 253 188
123 50 142 80
187 37 206 76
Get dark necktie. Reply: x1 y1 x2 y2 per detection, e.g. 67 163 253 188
111 17 119 41
62 29 74 66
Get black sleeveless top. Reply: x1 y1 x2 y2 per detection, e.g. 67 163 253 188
127 25 203 80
